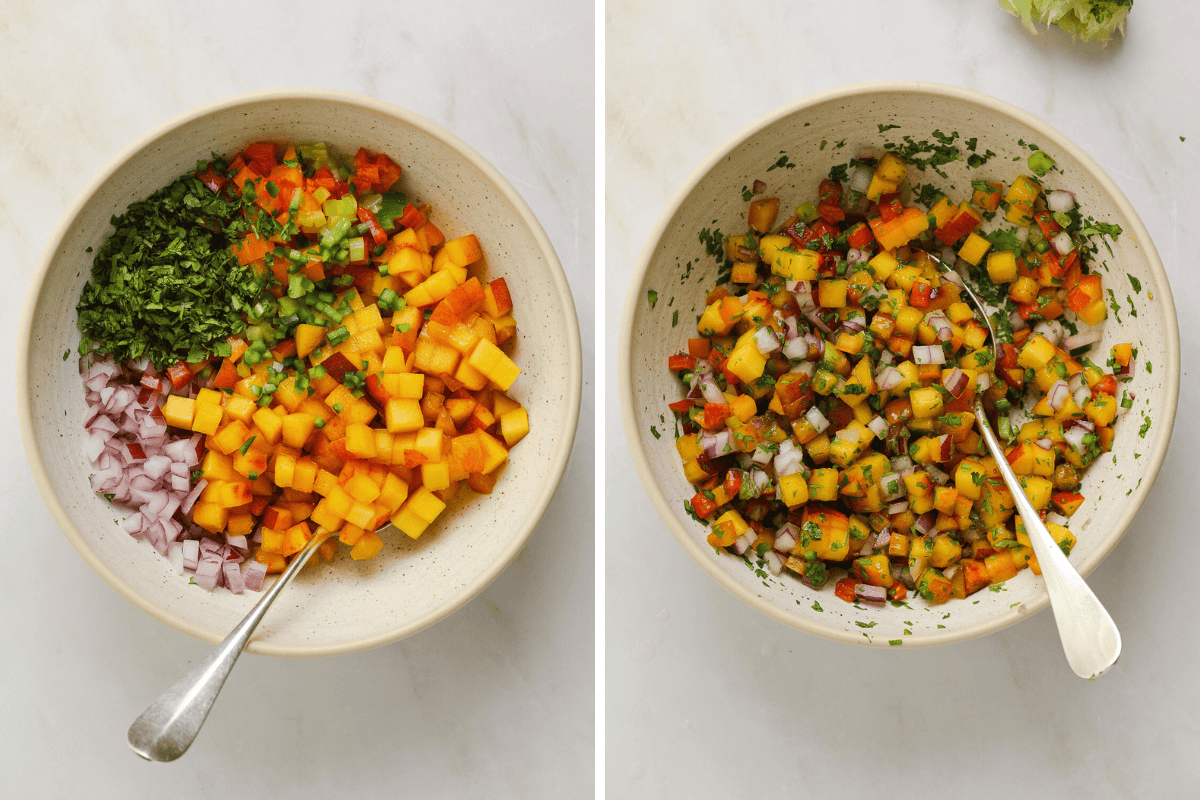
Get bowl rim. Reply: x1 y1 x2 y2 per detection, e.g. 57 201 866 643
18 87 582 657
619 80 1180 648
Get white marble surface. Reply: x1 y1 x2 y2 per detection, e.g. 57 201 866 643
2 1 593 797
607 2 1198 798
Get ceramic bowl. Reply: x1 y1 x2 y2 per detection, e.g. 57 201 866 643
19 89 581 657
620 82 1178 647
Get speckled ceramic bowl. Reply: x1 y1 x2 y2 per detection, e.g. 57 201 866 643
620 82 1178 648
19 89 580 657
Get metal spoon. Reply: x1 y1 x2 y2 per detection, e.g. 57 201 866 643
929 253 1121 678
128 527 336 761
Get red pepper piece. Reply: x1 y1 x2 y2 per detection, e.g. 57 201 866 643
668 354 696 372
356 207 388 246
166 361 193 390
690 493 718 519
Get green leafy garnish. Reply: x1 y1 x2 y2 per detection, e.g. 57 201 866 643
76 173 269 368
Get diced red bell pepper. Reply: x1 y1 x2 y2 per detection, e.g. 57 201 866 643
707 349 739 385
211 358 240 390
818 179 843 205
1093 374 1117 397
668 399 696 414
690 492 718 519
834 577 859 603
723 470 742 498
687 338 711 359
702 403 731 429
878 193 903 222
887 584 908 601
1066 274 1103 312
1033 210 1061 239
398 203 427 231
356 207 388 245
243 142 278 177
668 354 697 372
846 222 874 250
909 279 933 309
166 361 193 390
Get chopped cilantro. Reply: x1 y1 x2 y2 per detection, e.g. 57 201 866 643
647 289 658 309
76 172 270 369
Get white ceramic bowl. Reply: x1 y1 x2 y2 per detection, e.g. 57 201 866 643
620 82 1179 648
19 89 581 657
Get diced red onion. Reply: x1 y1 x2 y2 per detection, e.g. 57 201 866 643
1073 385 1092 407
942 368 969 398
698 373 725 405
782 316 800 340
1008 309 1028 331
913 511 937 535
854 584 887 605
879 472 905 501
1035 438 1053 450
1052 231 1074 255
774 441 804 477
753 326 781 355
1047 190 1076 213
774 523 799 554
875 366 904 392
1046 380 1070 411
925 311 953 342
912 345 945 366
1032 320 1064 347
1063 329 1103 351
732 531 757 556
763 550 784 575
867 416 888 438
752 443 774 466
1063 425 1090 452
782 336 811 361
243 561 268 592
887 500 910 515
976 372 993 391
805 406 830 434
926 464 950 485
804 309 832 334
849 164 872 194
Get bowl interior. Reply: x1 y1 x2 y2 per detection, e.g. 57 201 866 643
622 84 1178 647
21 91 580 656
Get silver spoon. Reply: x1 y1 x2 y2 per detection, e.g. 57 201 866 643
128 527 336 761
930 252 1121 678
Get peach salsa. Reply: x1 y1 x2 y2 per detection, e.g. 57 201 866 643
668 147 1133 608
77 141 527 593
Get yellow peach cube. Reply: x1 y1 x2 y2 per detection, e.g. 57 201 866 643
161 395 196 429
497 407 528 447
350 530 384 560
252 407 284 445
344 422 378 458
422 461 451 491
466 339 520 391
280 413 316 449
344 473 381 504
385 398 424 433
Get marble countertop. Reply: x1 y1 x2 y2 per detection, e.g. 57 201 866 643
606 2 1198 798
1 1 593 797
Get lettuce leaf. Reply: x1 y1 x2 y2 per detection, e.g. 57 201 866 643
999 0 1132 43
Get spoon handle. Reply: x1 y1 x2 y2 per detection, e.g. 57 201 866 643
127 528 334 761
972 400 1121 678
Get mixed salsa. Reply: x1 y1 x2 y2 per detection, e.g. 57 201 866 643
669 149 1132 607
